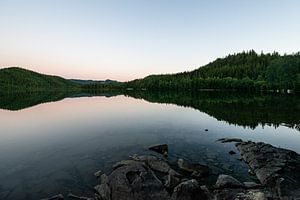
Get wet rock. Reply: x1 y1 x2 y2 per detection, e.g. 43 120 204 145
164 169 182 190
149 144 168 155
215 174 244 188
228 150 236 155
41 194 64 200
68 193 94 200
177 159 209 178
164 173 181 190
217 138 243 143
112 160 142 170
108 161 170 200
243 182 261 189
213 189 269 200
94 184 111 200
94 170 102 178
132 155 171 174
171 179 207 200
233 140 300 198
100 174 109 184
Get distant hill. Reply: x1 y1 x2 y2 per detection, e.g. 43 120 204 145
69 79 119 85
0 67 79 93
126 50 300 91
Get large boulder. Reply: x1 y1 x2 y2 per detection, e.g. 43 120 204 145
171 179 208 200
108 160 170 200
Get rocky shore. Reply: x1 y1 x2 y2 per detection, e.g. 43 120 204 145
42 140 300 200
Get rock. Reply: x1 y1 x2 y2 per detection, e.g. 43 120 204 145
228 150 236 155
132 155 171 174
243 182 261 189
68 193 94 200
217 138 243 143
100 174 109 184
215 174 244 188
177 159 209 178
112 160 142 170
41 194 64 200
149 144 168 155
108 161 170 200
94 184 111 200
171 179 207 200
205 129 208 132
94 170 102 178
229 140 300 198
164 169 182 190
213 189 269 200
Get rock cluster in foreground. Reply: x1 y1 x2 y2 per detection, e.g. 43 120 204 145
42 140 300 200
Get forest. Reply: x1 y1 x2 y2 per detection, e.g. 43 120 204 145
126 51 300 91
0 67 78 93
1 51 300 93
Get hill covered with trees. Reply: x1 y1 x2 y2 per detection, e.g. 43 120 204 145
126 51 300 91
0 67 79 93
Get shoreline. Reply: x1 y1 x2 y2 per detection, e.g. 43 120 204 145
42 139 300 200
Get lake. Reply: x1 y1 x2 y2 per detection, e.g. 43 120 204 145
0 91 299 200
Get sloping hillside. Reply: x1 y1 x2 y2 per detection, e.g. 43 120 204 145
126 51 300 91
0 67 79 93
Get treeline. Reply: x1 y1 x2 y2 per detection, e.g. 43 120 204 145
126 51 300 91
0 67 79 93
80 82 124 91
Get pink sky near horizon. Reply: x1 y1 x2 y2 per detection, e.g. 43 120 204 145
1 0 300 81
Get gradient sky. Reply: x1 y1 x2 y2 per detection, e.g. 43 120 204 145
1 0 300 81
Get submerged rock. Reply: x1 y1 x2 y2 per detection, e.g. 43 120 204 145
68 193 94 200
41 194 64 200
177 159 209 178
228 150 236 155
217 138 243 143
215 174 244 189
171 179 207 200
131 155 171 174
149 144 168 156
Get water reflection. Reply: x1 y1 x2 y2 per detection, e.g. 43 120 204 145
1 91 298 131
0 92 299 199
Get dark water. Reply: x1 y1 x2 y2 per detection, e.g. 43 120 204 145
0 91 299 200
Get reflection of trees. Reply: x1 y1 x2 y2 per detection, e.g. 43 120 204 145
126 91 300 131
1 90 299 131
0 90 121 111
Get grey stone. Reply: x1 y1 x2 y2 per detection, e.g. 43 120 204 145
94 170 102 178
94 184 111 200
149 144 168 155
100 174 109 184
108 161 170 200
177 159 209 178
41 194 64 200
171 179 207 200
217 138 243 143
215 174 244 188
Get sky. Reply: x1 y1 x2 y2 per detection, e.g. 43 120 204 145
0 0 300 81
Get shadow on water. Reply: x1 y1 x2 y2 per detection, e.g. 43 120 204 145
125 91 300 131
1 90 299 131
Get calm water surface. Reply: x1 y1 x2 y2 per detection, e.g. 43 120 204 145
0 92 299 200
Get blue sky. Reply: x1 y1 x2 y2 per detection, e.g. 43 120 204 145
1 0 300 80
